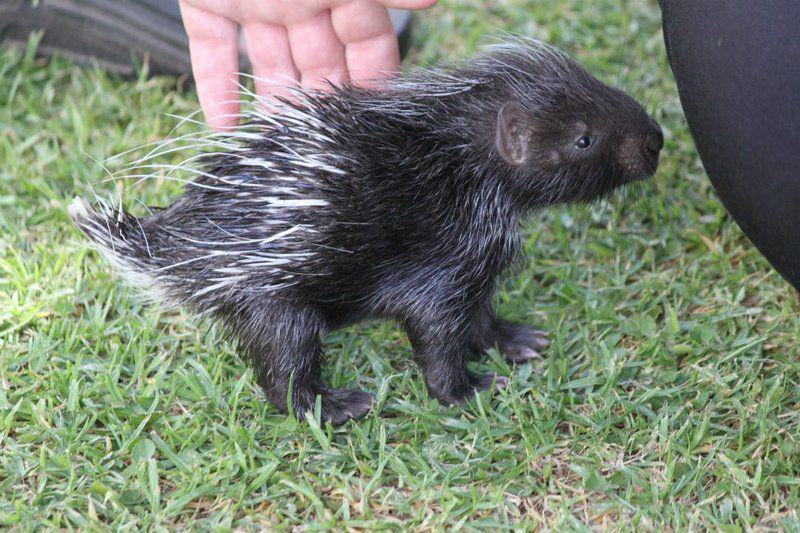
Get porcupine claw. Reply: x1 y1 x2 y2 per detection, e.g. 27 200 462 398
492 321 550 364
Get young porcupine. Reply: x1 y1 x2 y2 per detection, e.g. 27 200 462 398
71 38 663 425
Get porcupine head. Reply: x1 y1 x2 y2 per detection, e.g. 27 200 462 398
70 38 663 425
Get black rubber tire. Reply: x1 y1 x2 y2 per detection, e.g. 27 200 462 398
660 1 800 290
0 0 196 75
0 0 413 77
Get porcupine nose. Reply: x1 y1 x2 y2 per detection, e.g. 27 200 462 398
643 118 664 170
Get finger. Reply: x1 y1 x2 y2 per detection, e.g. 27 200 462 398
242 22 300 100
373 0 438 9
331 1 400 85
286 10 349 91
179 1 240 130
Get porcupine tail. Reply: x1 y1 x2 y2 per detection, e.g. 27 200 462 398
69 196 169 302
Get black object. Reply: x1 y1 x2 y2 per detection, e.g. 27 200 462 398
660 1 800 290
0 0 193 75
0 0 414 76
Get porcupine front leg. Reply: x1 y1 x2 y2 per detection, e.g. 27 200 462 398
233 303 373 425
471 299 549 364
404 309 508 406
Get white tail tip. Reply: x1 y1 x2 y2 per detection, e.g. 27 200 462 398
68 196 92 223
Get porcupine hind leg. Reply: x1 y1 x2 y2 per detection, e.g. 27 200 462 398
232 302 373 425
404 311 509 406
471 301 549 364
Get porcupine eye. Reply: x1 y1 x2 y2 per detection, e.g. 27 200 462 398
575 135 593 149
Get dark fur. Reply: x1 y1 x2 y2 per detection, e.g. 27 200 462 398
71 39 663 425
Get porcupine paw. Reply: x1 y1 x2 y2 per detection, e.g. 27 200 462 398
469 371 509 394
494 322 549 364
315 387 375 426
431 372 509 406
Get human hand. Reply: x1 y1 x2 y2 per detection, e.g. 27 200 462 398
178 0 438 130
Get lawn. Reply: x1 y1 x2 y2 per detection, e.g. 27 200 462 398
2 0 800 529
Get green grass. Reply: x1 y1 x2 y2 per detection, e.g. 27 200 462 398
2 0 800 529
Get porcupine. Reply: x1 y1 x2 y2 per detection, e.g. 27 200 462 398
70 38 664 425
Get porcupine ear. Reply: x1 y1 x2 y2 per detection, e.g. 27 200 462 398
495 101 532 166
